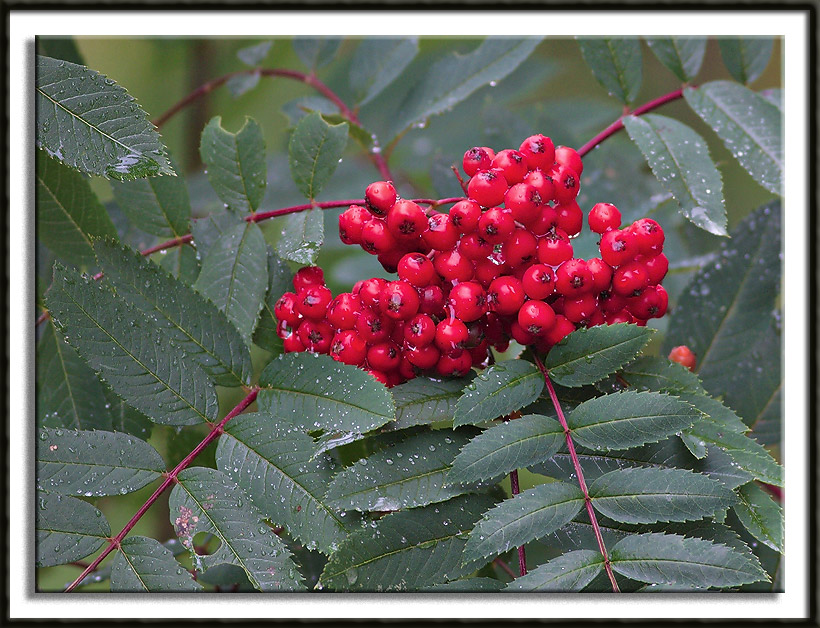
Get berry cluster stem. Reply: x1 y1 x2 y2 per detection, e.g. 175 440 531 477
533 354 620 593
64 388 259 593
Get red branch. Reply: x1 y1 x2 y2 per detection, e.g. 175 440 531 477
533 354 620 593
577 87 687 158
64 388 259 593
509 469 528 576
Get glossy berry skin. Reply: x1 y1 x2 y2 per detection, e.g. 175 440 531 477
612 261 650 297
502 228 538 268
360 219 397 255
418 284 446 316
274 292 301 325
519 134 555 170
599 228 639 267
554 145 583 176
436 351 472 377
555 201 583 236
397 253 435 287
364 181 397 217
377 249 403 274
588 202 621 234
523 169 555 204
668 345 697 371
543 314 575 346
509 320 537 346
326 293 361 330
467 169 508 207
435 319 469 353
459 233 493 261
474 258 506 288
367 342 401 372
631 218 665 256
555 258 594 296
599 290 628 316
406 344 440 370
537 229 574 266
488 276 526 316
504 183 542 226
478 208 515 245
297 319 333 353
295 285 332 320
641 253 669 285
586 258 613 293
423 213 460 251
605 309 636 325
404 313 436 346
293 266 325 293
491 149 529 184
462 147 493 177
330 330 368 365
449 199 482 233
282 332 305 353
433 249 475 282
448 281 487 322
387 199 427 240
529 206 559 236
521 264 555 300
380 281 420 320
355 309 393 344
563 293 598 323
550 164 580 205
356 277 388 309
518 300 555 335
338 205 371 245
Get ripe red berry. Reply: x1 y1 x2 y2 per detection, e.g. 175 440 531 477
555 258 594 296
365 181 397 217
377 249 404 273
326 293 361 330
356 277 389 309
329 330 368 365
518 300 556 335
406 344 440 370
502 228 538 268
361 219 398 255
293 266 325 293
274 292 301 325
433 249 475 282
668 345 697 371
537 228 574 266
550 164 580 205
356 308 393 343
509 320 537 346
504 182 543 226
404 313 436 347
462 147 493 177
631 218 665 256
478 208 515 244
554 145 583 176
397 253 435 287
380 281 420 320
612 260 650 297
563 293 598 323
436 351 472 377
423 213 460 251
295 285 332 320
338 205 371 245
366 369 390 385
491 149 529 184
448 281 487 322
418 284 446 315
367 342 401 372
435 318 469 353
588 202 622 234
521 264 555 300
543 314 576 346
297 319 333 353
599 228 639 267
529 206 559 236
487 276 526 316
519 134 555 171
555 201 583 237
523 169 555 204
586 257 613 294
467 169 508 207
599 290 628 316
449 199 482 233
459 232 494 261
605 309 636 325
282 330 306 353
641 253 669 285
387 199 427 240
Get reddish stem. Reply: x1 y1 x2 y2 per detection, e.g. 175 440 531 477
577 87 687 158
509 469 528 576
64 388 259 593
493 557 517 579
533 354 620 593
760 482 783 502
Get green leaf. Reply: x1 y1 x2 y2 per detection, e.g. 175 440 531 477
275 208 324 266
36 55 174 180
447 414 564 485
463 482 585 564
36 151 118 268
453 360 544 427
111 163 190 238
111 536 202 592
577 38 642 103
390 376 470 431
170 467 304 591
258 352 395 434
567 391 700 451
226 72 261 98
759 88 782 109
194 221 268 344
36 491 110 567
616 356 706 395
350 38 419 105
216 412 353 555
236 41 272 66
95 240 253 386
718 38 774 84
664 203 781 419
685 81 782 195
733 482 783 553
38 37 85 65
318 494 495 591
158 244 200 286
252 250 295 354
199 116 267 213
190 210 243 260
545 323 655 387
37 427 164 496
623 114 727 236
103 386 152 440
504 550 604 591
293 38 342 70
588 467 736 524
425 577 506 592
645 38 706 82
37 319 113 430
390 37 542 140
325 428 482 512
46 265 217 426
288 112 348 200
610 532 768 588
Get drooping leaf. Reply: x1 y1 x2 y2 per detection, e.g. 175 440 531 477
350 38 419 105
391 376 471 431
447 414 563 485
199 116 266 213
169 467 304 591
216 412 354 555
615 356 706 395
504 550 604 592
645 37 706 82
577 38 642 103
36 151 118 268
36 491 110 568
46 264 217 426
463 482 585 564
733 482 783 553
425 577 506 592
453 360 544 427
389 37 543 140
236 41 272 66
545 323 655 387
664 203 782 419
36 55 174 180
37 427 164 497
718 38 774 85
685 81 782 195
325 428 482 512
588 467 736 524
293 38 342 70
111 536 202 592
258 352 395 434
567 391 700 451
110 162 190 238
288 112 348 201
275 209 324 266
96 240 252 386
37 319 113 430
252 250 295 355
623 114 727 235
194 221 268 344
610 532 768 588
318 494 496 591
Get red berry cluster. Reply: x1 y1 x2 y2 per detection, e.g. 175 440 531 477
274 134 669 387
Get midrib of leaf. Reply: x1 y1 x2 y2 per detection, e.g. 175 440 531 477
147 180 183 238
456 426 561 471
595 490 723 499
38 526 108 538
224 224 252 317
553 333 649 370
119 550 148 591
574 409 693 429
334 466 446 499
606 39 631 98
736 487 776 541
481 494 584 537
307 134 329 200
36 171 94 250
641 119 707 211
613 555 758 576
50 326 83 428
702 89 780 166
750 381 782 430
264 384 390 417
226 132 255 212
475 371 539 402
63 289 210 423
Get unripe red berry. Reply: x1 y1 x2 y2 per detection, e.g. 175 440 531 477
555 201 583 237
433 249 475 282
338 205 371 245
554 145 583 176
588 202 622 234
491 149 529 184
487 276 526 316
612 260 650 297
478 208 515 244
467 169 508 207
518 300 556 335
361 219 398 255
555 258 594 296
326 293 361 330
435 319 469 353
274 292 301 325
380 281 420 320
329 330 368 365
365 181 397 217
521 264 556 300
502 228 538 268
537 228 574 266
668 345 697 371
504 182 543 226
297 319 333 353
295 285 332 320
404 313 436 347
423 213 460 251
550 164 580 205
449 199 482 233
462 147 493 177
398 253 435 287
519 134 556 171
387 199 427 240
448 281 487 322
599 228 639 267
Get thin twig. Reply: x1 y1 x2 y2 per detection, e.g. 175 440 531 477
509 469 527 576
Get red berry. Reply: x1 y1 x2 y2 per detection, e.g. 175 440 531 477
462 147 493 177
521 264 555 300
297 319 333 353
491 149 529 184
555 201 583 237
448 281 487 322
367 342 401 372
550 164 580 205
356 277 389 309
366 369 390 385
330 330 368 365
488 276 526 316
641 253 669 285
563 293 598 323
523 169 555 204
399 356 418 381
518 300 556 335
612 261 650 297
293 266 325 293
474 258 506 288
599 290 628 315
543 314 575 346
326 293 361 330
529 206 559 236
338 205 371 245
433 249 475 282
555 259 594 296
631 218 665 256
469 342 490 367
406 344 440 370
459 232 493 260
605 309 636 325
467 169 508 207
586 258 613 293
554 145 583 176
436 351 472 377
365 181 397 217
418 284 446 315
380 281 420 320
397 253 435 287
283 331 305 353
387 199 427 240
404 313 436 347
478 208 515 244
628 284 668 319
378 249 404 273
599 228 639 267
295 285 332 320
360 219 398 255
668 345 697 371
502 228 538 268
537 229 574 266
586 309 606 328
504 183 543 226
509 320 536 346
423 213 460 251
449 199 482 233
588 202 622 234
519 134 556 171
274 292 301 325
435 319 469 353
356 309 393 343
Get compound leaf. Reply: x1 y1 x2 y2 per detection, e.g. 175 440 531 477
111 536 202 592
288 111 348 201
577 38 642 103
454 360 544 427
504 550 604 592
615 356 706 395
36 491 110 568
